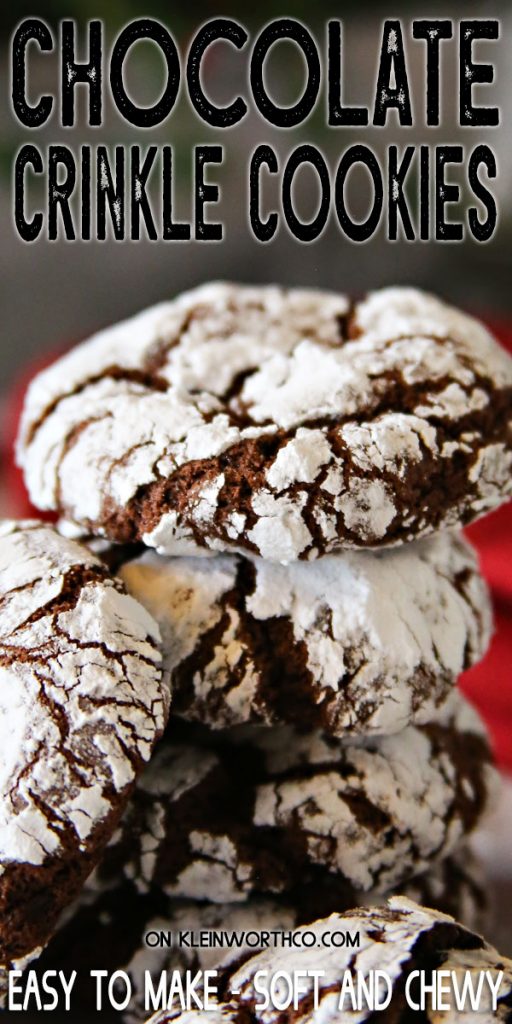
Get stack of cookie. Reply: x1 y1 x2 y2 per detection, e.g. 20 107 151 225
5 285 512 1014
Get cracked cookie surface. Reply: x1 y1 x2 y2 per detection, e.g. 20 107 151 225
144 897 512 1024
92 693 497 904
110 531 491 736
0 520 168 967
17 284 512 562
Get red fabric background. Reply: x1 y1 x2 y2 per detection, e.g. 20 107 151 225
3 324 511 771
461 321 512 773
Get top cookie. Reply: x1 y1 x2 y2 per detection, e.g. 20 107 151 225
17 284 512 562
0 520 167 967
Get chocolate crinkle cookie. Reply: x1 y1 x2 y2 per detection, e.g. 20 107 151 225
34 848 486 1024
144 898 512 1024
90 692 497 903
17 284 512 562
109 530 491 736
0 520 168 974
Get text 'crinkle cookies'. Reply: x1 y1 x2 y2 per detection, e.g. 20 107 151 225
17 284 512 563
91 692 497 904
0 521 168 976
144 898 512 1024
111 531 491 736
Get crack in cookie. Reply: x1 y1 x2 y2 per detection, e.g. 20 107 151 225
17 285 512 561
0 520 168 970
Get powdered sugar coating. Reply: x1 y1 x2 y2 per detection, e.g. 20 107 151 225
0 520 167 964
148 1010 235 1024
427 946 512 1023
17 284 512 562
246 696 497 894
115 531 491 736
145 897 511 1024
94 693 497 903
